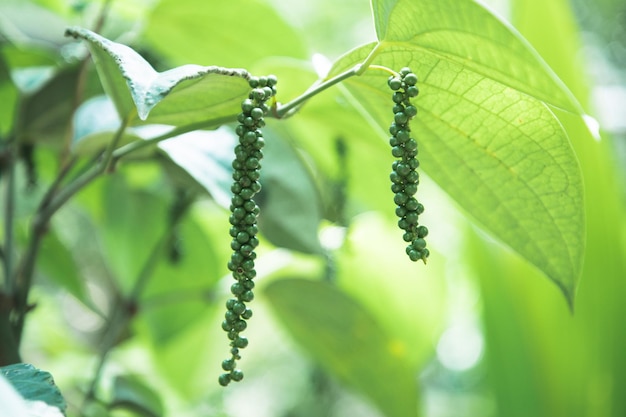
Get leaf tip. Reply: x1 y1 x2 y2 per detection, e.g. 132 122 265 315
557 281 577 314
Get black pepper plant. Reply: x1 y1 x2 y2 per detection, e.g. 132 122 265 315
0 0 589 414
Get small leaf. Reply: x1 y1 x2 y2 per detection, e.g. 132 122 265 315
110 375 163 417
65 27 252 126
0 364 66 414
265 278 419 417
256 130 324 255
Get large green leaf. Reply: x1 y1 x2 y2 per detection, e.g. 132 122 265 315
0 364 66 415
323 0 585 304
265 278 419 417
65 27 252 127
371 0 579 111
142 0 308 68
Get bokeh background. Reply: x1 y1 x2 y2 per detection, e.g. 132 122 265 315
1 0 625 416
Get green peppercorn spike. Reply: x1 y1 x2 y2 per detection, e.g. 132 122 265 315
219 75 278 386
387 68 429 264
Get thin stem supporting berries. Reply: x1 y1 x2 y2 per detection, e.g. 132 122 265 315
387 67 429 264
219 75 277 387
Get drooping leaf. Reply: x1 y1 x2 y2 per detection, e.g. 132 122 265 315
65 27 252 127
256 129 324 255
0 364 66 415
264 278 419 417
322 0 586 303
110 375 163 417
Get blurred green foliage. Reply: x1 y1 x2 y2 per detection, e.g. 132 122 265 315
0 0 624 417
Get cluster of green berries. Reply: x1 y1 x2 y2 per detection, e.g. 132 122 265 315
219 75 277 387
387 68 429 263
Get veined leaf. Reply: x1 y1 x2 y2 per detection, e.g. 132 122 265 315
64 27 251 126
323 0 586 303
370 0 580 111
265 278 419 417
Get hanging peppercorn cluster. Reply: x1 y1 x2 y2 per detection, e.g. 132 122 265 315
219 75 277 387
387 67 429 263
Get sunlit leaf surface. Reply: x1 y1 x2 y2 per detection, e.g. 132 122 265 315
325 0 586 303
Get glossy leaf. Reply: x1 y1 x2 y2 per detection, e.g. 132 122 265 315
324 1 586 303
0 364 66 414
65 27 252 126
264 278 419 417
110 375 163 417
